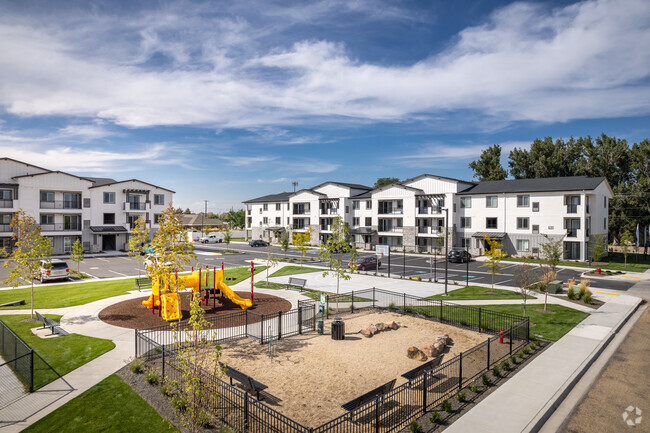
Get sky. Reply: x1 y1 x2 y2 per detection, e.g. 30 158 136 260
1 0 649 213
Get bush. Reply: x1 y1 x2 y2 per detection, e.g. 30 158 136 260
456 391 467 403
523 347 531 356
567 285 576 300
469 385 479 393
429 409 443 424
130 359 144 374
510 355 517 364
492 365 501 378
482 374 492 386
583 289 593 305
579 279 590 299
501 361 510 371
517 351 524 359
409 420 423 433
441 399 452 412
160 384 171 396
146 370 160 385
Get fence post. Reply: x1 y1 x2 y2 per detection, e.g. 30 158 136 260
162 345 165 379
440 300 443 322
135 329 138 357
326 295 330 319
244 392 249 432
509 328 513 356
422 372 427 412
526 318 530 343
403 293 406 314
278 311 282 340
478 309 482 333
372 287 376 309
458 352 463 391
245 310 248 337
351 290 354 313
298 306 303 334
260 314 264 344
29 350 34 392
375 397 380 433
487 337 491 371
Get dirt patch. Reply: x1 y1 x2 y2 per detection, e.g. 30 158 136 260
99 291 292 329
208 310 486 427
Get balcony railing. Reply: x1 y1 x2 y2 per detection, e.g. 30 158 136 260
41 223 82 232
0 200 14 209
40 201 82 210
320 225 331 231
566 229 578 238
0 224 12 232
320 209 338 215
292 224 307 230
293 210 310 215
566 205 578 214
379 227 403 233
124 202 148 211
378 209 404 215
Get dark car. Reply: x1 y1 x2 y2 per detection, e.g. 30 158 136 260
249 240 269 247
348 256 381 271
448 249 471 263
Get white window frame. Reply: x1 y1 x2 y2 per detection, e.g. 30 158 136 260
486 196 498 208
517 239 529 251
460 197 471 208
516 217 529 230
460 217 471 229
103 192 115 204
154 194 164 205
486 217 498 229
517 195 529 207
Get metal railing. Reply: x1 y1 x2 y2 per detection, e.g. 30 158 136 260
39 201 82 210
124 202 147 211
0 320 33 393
0 199 14 209
0 224 12 232
40 223 82 232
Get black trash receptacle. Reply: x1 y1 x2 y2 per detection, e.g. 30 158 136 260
331 318 345 340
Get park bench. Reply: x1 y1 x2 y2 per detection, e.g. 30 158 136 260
219 362 268 400
134 277 152 291
287 277 307 292
341 379 396 412
401 355 443 382
35 311 69 336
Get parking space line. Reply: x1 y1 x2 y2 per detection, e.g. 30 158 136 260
108 270 128 277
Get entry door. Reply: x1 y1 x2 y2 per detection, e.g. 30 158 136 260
102 234 116 251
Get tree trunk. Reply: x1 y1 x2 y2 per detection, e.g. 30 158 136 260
31 281 34 319
544 291 548 311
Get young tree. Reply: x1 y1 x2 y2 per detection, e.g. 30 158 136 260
540 233 564 275
128 216 150 279
318 217 358 311
1 209 53 319
223 228 232 248
589 234 608 263
620 230 634 268
265 242 279 283
468 144 508 181
514 261 534 317
70 238 85 275
279 230 290 258
374 177 400 189
482 235 506 288
293 228 312 267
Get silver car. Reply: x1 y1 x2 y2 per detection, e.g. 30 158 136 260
39 259 70 282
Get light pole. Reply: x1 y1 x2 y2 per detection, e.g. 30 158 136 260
202 200 208 235
444 207 449 296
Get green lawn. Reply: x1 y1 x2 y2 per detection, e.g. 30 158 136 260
255 280 371 302
23 374 177 433
0 266 266 310
0 315 115 389
425 286 535 301
502 252 650 272
269 265 323 277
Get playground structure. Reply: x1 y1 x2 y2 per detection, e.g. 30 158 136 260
142 263 254 321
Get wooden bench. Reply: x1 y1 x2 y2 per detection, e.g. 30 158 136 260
134 277 152 291
35 311 69 336
341 379 396 412
401 355 443 381
287 277 307 292
219 362 268 400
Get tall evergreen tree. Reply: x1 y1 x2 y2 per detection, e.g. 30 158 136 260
468 144 507 181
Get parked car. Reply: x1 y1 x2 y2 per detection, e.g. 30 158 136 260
200 233 224 244
144 254 174 270
39 259 70 282
348 256 381 271
448 249 471 263
249 240 269 247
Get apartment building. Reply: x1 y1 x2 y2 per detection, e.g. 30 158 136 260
244 175 612 262
0 158 174 254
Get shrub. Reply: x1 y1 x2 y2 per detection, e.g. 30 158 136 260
160 384 170 396
388 302 396 310
583 289 593 305
567 285 576 300
482 374 492 386
429 409 443 424
409 420 423 433
510 355 517 364
523 347 531 356
172 395 188 412
469 385 479 393
146 370 160 385
130 359 144 374
579 279 590 299
517 351 524 359
441 399 453 412
492 365 501 378
501 361 510 371
456 391 467 403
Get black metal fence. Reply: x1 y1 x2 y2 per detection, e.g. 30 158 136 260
135 289 529 433
0 319 34 400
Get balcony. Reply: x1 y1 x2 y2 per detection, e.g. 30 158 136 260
40 201 82 210
417 226 443 235
0 200 14 209
379 226 403 233
378 208 404 215
320 209 338 215
566 229 578 238
320 225 331 231
566 205 578 214
41 223 82 232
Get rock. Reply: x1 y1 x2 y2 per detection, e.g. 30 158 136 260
375 322 388 331
360 328 374 338
421 344 436 357
436 334 452 345
387 321 400 330
422 342 445 357
407 346 427 361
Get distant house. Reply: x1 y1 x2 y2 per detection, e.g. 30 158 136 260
179 214 226 231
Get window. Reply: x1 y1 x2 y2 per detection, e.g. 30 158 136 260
346 206 349 213
532 224 539 234
103 213 115 224
154 214 161 224
287 217 290 225
83 198 90 208
460 197 471 208
486 196 497 208
604 217 607 230
461 237 471 248
486 217 498 229
40 214 54 225
517 239 529 251
353 201 360 210
517 195 529 207
263 217 268 224
0 190 12 200
566 195 580 213
263 204 268 211
365 217 372 226
154 194 164 205
532 202 539 212
516 217 529 229
103 192 115 204
41 191 54 202
353 217 360 226
604 197 607 209
275 203 281 211
366 200 372 209
460 217 471 229
275 217 281 225
83 219 90 228
63 237 74 253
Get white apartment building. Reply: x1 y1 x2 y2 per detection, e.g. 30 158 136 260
0 158 174 255
244 175 612 262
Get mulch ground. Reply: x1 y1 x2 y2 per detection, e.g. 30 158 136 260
98 291 292 330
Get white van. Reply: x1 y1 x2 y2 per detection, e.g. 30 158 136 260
199 233 224 244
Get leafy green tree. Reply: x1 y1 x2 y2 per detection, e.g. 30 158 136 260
468 144 507 181
629 139 650 236
514 261 534 317
128 216 150 279
223 228 232 248
589 234 608 263
508 137 587 179
482 235 505 288
70 238 85 274
584 134 631 187
224 209 245 229
293 228 312 267
539 233 565 310
373 177 400 189
184 208 192 214
620 230 634 268
318 217 358 310
1 209 53 319
279 230 290 257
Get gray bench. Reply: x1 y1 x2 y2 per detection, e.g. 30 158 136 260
287 277 307 292
35 311 68 336
219 362 268 400
401 355 443 381
135 277 152 291
341 379 396 411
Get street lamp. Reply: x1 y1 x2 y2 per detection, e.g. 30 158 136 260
443 207 449 296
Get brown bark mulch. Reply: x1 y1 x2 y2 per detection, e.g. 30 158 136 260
99 291 292 330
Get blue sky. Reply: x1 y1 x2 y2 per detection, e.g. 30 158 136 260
1 0 649 212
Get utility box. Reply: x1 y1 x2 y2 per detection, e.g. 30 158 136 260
547 280 562 294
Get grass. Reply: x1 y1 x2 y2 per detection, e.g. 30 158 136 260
501 252 650 272
23 374 177 433
269 265 323 277
254 280 371 302
425 286 535 301
0 315 115 389
0 266 266 310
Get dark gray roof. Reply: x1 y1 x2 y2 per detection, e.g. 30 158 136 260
87 179 175 193
351 191 372 199
243 192 291 203
84 177 117 187
90 226 128 233
471 232 506 239
457 176 607 195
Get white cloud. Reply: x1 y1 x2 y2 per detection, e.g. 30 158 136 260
393 141 530 168
0 0 648 129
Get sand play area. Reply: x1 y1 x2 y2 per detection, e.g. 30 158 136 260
215 309 485 427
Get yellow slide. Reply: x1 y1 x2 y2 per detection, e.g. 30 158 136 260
218 281 252 309
142 272 202 321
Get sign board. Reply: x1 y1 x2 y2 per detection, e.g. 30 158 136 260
320 294 326 306
376 245 389 257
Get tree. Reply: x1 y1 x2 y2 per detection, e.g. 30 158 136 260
468 144 507 181
128 216 150 279
184 208 192 214
265 242 279 283
223 209 245 229
70 238 84 275
589 234 608 263
1 209 53 319
279 230 290 258
223 228 232 248
374 177 400 189
540 233 565 311
620 230 634 268
318 217 358 311
482 235 506 288
508 137 587 179
293 228 312 267
514 261 534 317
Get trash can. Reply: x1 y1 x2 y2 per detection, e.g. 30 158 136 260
331 318 345 340
317 319 324 335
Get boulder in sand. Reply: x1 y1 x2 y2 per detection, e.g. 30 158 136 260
407 346 428 361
